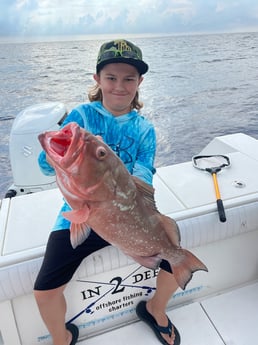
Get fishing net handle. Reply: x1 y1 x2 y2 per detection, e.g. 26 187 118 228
192 154 229 222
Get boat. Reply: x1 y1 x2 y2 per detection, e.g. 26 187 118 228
0 102 258 345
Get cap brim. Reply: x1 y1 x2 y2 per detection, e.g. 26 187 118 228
97 57 148 75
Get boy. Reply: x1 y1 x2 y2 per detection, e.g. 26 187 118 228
34 39 180 345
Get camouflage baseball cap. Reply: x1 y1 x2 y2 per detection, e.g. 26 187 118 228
96 39 148 75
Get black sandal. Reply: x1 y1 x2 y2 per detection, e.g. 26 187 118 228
66 323 79 345
136 301 181 345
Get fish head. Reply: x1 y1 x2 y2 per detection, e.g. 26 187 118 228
38 122 125 201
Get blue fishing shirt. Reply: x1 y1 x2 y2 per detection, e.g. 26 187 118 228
38 101 156 231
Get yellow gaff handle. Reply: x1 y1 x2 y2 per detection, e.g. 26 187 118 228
211 172 226 222
212 172 221 199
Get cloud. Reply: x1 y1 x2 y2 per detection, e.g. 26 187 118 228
1 0 258 38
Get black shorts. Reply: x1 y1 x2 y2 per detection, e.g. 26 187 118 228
34 230 110 290
34 229 172 291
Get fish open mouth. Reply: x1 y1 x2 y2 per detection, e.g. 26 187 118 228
50 131 72 157
38 122 83 168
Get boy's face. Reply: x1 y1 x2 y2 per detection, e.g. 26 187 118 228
94 63 143 116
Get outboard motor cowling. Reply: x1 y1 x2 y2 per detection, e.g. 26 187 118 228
6 102 67 197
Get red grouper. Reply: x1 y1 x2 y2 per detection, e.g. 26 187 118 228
38 122 208 290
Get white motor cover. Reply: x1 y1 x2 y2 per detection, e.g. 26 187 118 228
9 102 67 193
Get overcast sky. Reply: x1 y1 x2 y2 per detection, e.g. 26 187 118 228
1 0 258 39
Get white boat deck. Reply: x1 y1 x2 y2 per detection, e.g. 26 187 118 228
80 281 258 345
1 131 258 345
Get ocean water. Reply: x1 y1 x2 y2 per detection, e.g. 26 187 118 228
1 32 258 198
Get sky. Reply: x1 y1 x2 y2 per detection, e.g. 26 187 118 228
1 0 258 39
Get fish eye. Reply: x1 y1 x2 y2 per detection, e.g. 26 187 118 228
96 146 107 160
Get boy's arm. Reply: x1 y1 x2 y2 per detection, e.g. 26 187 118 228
132 126 156 186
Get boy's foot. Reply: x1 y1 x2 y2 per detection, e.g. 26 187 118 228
136 301 180 345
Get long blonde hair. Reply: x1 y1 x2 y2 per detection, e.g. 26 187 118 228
88 84 143 111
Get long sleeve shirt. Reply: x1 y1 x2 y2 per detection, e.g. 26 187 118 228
38 101 156 231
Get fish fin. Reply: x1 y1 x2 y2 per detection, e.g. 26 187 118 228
169 248 208 290
62 205 90 223
70 223 91 249
129 254 161 269
132 176 158 211
62 206 91 248
160 215 181 246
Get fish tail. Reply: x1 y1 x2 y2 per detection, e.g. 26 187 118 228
169 249 208 290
